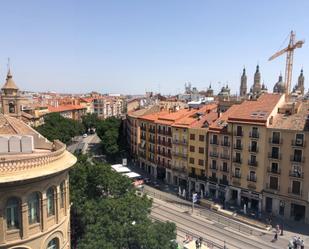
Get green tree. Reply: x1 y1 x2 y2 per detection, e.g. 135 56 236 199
82 113 99 131
96 117 127 161
70 156 177 249
36 113 84 144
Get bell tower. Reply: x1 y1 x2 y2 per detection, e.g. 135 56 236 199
240 67 247 97
1 68 22 118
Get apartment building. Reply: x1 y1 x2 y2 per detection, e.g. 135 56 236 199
207 105 239 202
137 104 217 183
264 101 309 222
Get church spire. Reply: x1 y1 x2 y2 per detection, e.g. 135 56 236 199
240 67 247 97
253 64 261 94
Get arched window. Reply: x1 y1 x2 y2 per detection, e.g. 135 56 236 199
9 102 15 113
47 238 59 249
46 187 55 216
60 181 65 208
6 197 20 229
28 192 40 224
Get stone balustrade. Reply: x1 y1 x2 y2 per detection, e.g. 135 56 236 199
0 140 66 173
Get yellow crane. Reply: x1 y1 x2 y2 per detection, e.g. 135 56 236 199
269 31 304 96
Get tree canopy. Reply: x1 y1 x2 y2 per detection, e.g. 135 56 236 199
96 117 127 161
70 155 176 249
82 113 100 131
36 113 84 144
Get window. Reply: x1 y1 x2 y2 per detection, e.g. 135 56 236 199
235 152 241 163
293 149 302 162
222 162 228 172
250 155 256 164
47 187 55 216
236 139 242 149
271 162 279 173
292 181 301 195
236 126 243 136
223 136 229 146
235 168 240 177
198 147 204 154
189 157 194 164
295 133 304 146
250 140 257 152
249 171 256 181
211 134 218 144
251 127 259 138
47 238 59 249
199 135 205 142
211 160 217 169
190 134 195 140
198 159 204 166
269 176 278 190
9 102 15 113
6 197 20 229
271 147 279 158
189 146 195 152
28 192 40 224
272 131 280 144
60 182 65 209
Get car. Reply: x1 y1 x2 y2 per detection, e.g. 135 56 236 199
144 178 151 184
83 133 88 138
153 181 160 189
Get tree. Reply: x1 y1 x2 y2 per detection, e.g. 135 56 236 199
82 113 99 131
96 117 127 162
36 113 84 144
70 156 177 249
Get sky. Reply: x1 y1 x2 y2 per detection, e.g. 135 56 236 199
0 0 309 95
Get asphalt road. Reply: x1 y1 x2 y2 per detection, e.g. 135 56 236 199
67 134 101 154
150 197 290 249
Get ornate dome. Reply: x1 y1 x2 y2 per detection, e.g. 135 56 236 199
273 74 286 93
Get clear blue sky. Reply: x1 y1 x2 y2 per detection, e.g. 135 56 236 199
0 0 309 95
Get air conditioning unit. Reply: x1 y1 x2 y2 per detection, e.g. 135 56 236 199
296 138 303 145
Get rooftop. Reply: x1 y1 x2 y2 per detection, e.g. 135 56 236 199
48 104 86 113
228 93 283 124
0 113 76 183
270 101 309 131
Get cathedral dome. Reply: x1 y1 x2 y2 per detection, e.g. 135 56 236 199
273 74 285 93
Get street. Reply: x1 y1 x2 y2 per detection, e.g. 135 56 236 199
67 133 101 154
149 189 291 249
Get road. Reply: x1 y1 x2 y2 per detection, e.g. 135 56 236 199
67 134 101 154
145 187 293 249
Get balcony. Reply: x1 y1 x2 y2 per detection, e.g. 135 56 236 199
234 131 243 137
210 139 219 145
149 138 155 143
171 166 186 174
232 176 241 186
288 187 302 196
172 151 188 159
197 175 207 181
208 176 218 183
289 170 304 179
209 164 217 170
233 157 242 164
173 139 188 145
291 140 306 148
220 153 230 160
221 141 230 147
248 146 259 153
148 128 156 133
209 151 219 158
266 183 280 192
247 176 257 182
269 137 282 145
141 126 146 131
249 131 259 139
267 167 281 174
268 152 282 160
247 182 256 190
248 160 258 167
219 179 229 185
220 166 229 173
233 144 243 150
290 155 305 163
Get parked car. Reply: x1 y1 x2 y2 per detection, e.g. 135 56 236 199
83 133 88 138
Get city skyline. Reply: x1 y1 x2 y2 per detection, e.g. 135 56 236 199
1 0 309 94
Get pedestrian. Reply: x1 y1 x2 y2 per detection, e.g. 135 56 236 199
300 239 304 249
273 232 278 241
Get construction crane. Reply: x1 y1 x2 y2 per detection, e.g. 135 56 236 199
268 31 304 97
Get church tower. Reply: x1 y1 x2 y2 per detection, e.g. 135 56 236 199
252 65 261 94
240 67 247 97
1 68 22 118
297 69 305 95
